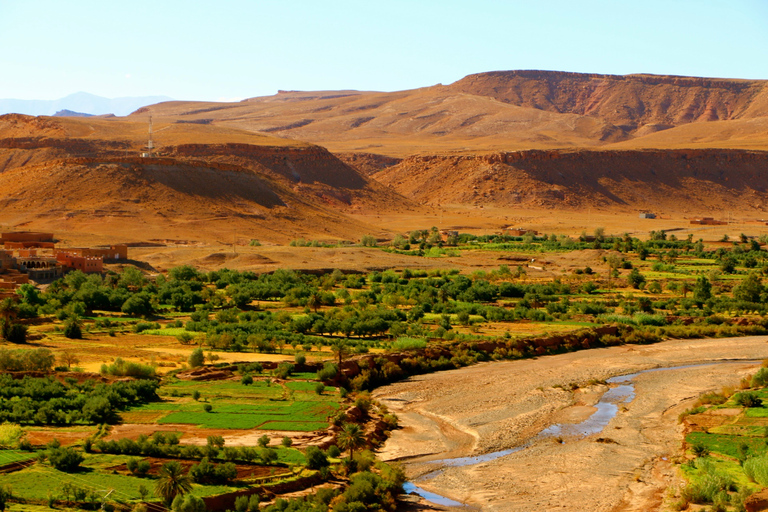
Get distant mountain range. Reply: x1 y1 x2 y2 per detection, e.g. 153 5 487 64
133 70 768 156
0 92 173 117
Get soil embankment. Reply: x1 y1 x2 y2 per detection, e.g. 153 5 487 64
375 336 768 512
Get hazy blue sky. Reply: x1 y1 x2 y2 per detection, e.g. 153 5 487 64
2 0 767 101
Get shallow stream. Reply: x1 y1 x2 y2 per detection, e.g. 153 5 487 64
402 361 751 507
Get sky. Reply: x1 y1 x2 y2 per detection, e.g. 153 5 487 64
1 0 767 102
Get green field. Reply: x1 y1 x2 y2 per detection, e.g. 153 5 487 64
129 377 342 430
0 449 38 466
0 461 235 502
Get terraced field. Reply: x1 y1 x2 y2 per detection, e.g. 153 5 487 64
123 377 342 431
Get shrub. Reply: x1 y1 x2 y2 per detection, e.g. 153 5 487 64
314 382 325 395
177 332 194 345
326 445 341 458
275 363 294 379
281 436 292 448
235 495 249 512
136 460 151 476
391 337 427 351
48 447 84 472
691 442 709 457
133 322 160 333
736 392 763 408
752 367 768 388
203 404 213 413
305 445 329 469
5 323 27 343
681 469 733 504
63 319 82 339
317 362 338 381
744 454 768 485
100 358 156 378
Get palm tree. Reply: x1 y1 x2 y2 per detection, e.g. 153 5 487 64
0 297 18 340
154 461 192 505
330 339 351 369
337 423 365 459
308 292 322 313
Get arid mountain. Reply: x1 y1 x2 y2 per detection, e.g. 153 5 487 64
4 70 768 244
447 71 768 132
375 148 768 215
132 71 768 156
0 114 414 243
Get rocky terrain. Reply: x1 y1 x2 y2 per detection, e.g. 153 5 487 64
374 148 768 213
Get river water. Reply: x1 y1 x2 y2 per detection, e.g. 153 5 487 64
402 361 752 507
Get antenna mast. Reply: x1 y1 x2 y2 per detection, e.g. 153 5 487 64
147 116 154 157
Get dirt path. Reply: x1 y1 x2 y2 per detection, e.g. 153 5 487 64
374 336 768 511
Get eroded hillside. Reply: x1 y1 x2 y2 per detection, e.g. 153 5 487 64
0 114 414 243
375 148 768 215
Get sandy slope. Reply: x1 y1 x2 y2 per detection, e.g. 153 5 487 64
374 336 768 512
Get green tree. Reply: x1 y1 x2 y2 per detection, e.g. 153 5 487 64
0 485 9 512
627 268 646 289
171 494 206 512
692 276 712 303
305 445 329 469
330 339 351 369
119 267 146 290
0 299 20 341
188 348 204 368
720 257 737 274
734 273 763 303
155 461 193 505
337 423 365 459
63 318 83 339
48 447 84 472
121 293 154 317
307 292 322 313
637 244 649 261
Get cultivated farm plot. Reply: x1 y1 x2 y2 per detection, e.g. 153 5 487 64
0 449 37 466
127 378 342 431
0 459 235 503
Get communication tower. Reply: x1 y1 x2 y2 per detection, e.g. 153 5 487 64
147 116 154 157
142 116 154 157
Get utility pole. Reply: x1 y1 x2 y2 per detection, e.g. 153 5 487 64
100 489 114 511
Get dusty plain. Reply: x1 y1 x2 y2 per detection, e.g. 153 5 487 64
375 336 768 512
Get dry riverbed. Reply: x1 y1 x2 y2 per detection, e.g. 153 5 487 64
374 336 768 512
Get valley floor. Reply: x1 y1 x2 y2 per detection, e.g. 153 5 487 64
374 336 768 512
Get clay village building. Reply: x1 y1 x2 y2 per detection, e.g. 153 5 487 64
503 227 539 237
690 217 727 225
0 231 127 294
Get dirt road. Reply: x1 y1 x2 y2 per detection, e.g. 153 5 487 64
374 336 768 511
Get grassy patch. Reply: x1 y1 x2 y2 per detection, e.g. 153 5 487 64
140 378 341 431
686 431 768 460
2 461 236 503
0 449 38 465
141 327 190 336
